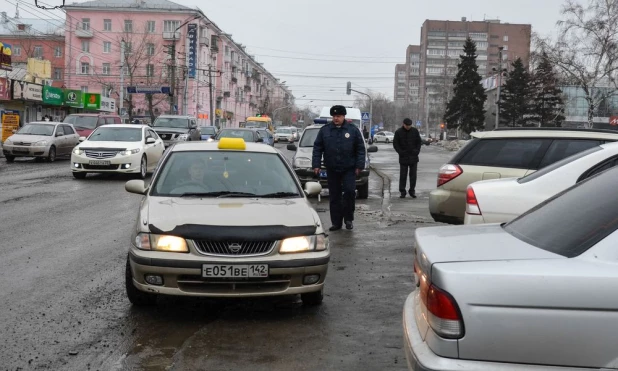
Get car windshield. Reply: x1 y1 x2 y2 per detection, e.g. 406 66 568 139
257 130 269 137
152 151 301 197
300 129 320 147
17 124 54 136
153 118 189 128
63 116 98 130
245 121 268 129
201 127 217 135
518 145 603 184
217 129 256 142
88 127 143 142
277 128 291 134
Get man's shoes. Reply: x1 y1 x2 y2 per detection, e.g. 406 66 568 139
400 193 406 198
409 191 417 199
329 225 342 231
345 221 353 230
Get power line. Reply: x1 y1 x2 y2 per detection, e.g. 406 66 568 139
243 44 403 59
248 54 402 64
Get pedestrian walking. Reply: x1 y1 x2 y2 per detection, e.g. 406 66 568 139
393 118 422 198
312 105 366 231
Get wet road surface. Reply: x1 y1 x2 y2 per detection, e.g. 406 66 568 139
0 143 451 370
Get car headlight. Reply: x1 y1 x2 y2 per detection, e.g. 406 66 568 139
206 138 215 142
34 140 48 146
293 157 312 168
4 139 12 145
73 147 84 155
177 134 189 141
280 234 328 254
134 233 188 253
120 148 141 155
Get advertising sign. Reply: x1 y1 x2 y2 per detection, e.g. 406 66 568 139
11 80 22 99
187 23 197 79
0 77 9 100
43 86 64 106
23 83 43 101
610 116 618 126
0 41 12 71
100 96 116 112
126 86 171 94
64 89 83 108
2 110 20 142
84 93 101 110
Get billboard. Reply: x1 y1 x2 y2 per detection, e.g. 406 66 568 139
187 23 197 79
0 42 12 71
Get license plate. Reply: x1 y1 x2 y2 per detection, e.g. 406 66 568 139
13 148 29 153
319 170 327 178
202 264 269 278
89 160 111 165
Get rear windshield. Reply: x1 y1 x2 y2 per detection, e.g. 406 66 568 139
64 115 98 130
518 145 603 184
216 129 255 142
201 127 216 135
153 117 189 128
457 138 548 169
504 166 618 257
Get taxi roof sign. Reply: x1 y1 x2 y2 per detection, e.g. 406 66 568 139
218 137 246 150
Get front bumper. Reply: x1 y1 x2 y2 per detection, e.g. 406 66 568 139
128 248 330 298
295 168 370 187
275 136 293 142
3 144 49 157
71 152 142 173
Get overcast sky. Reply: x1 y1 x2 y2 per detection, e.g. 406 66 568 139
1 0 565 109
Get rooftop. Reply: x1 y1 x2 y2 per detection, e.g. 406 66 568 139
0 15 64 37
64 0 194 11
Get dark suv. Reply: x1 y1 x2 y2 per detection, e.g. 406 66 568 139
151 115 201 147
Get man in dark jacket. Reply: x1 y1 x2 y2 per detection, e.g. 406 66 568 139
312 105 366 231
393 118 422 198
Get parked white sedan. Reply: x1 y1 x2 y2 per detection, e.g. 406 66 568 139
372 131 394 143
71 124 165 179
464 141 618 225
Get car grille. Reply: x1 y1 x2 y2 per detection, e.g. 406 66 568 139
159 133 177 140
13 142 31 146
83 164 120 170
84 150 119 159
193 240 276 256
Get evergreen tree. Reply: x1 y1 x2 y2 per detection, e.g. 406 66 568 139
530 52 565 127
444 38 487 134
500 58 534 127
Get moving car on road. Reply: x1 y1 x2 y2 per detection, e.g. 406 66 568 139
3 121 80 163
405 165 618 371
123 138 328 306
274 127 294 142
212 128 264 143
63 113 122 138
372 131 394 143
199 126 218 141
71 124 165 179
252 128 274 146
151 115 201 147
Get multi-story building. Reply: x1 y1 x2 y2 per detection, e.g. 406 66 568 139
63 0 292 127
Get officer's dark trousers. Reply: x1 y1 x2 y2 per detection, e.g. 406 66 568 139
326 169 356 226
399 163 418 195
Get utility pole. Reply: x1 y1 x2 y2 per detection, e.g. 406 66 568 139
168 37 176 115
495 46 504 129
425 87 430 138
208 63 214 127
346 81 371 132
119 39 125 116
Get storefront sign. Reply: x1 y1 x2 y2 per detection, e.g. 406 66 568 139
23 83 43 101
43 86 64 106
83 93 101 110
12 80 22 99
100 96 116 112
1 110 20 142
187 24 197 79
0 78 9 100
64 89 83 108
0 42 12 71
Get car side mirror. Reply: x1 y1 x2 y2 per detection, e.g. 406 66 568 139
125 179 146 195
79 136 86 142
287 144 297 151
304 181 322 196
368 145 378 153
146 137 156 144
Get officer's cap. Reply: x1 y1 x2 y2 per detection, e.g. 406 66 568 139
330 105 347 116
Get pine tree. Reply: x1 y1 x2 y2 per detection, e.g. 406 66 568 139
443 38 486 134
500 58 534 127
530 52 565 127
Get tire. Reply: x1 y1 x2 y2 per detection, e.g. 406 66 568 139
47 146 56 163
72 172 87 179
136 155 147 179
385 139 390 144
5 155 15 162
357 182 369 199
301 289 323 306
125 256 157 306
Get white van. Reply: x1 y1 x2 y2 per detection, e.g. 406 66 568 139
318 106 364 130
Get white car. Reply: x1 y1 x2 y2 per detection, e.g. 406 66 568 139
71 124 165 179
373 131 394 143
465 141 618 225
274 128 294 142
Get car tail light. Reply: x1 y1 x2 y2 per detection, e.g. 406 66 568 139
466 186 482 215
437 164 463 187
419 275 464 339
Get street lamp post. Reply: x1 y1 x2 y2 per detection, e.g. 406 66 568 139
494 46 505 129
346 83 372 132
169 15 201 115
273 95 305 125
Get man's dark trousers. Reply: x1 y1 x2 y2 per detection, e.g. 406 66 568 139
399 163 418 195
326 169 356 227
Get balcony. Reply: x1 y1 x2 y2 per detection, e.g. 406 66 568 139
199 36 209 46
244 85 251 92
224 54 231 63
162 31 181 40
75 28 93 38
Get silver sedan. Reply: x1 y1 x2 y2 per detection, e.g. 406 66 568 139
2 121 80 162
404 165 618 370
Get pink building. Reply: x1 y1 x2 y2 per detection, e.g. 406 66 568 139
64 0 293 127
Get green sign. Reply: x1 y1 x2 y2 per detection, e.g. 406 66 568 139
83 93 101 110
42 86 63 106
64 89 82 108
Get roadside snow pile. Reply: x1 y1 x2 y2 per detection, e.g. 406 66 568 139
438 140 469 151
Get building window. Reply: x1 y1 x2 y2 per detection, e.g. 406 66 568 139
102 63 111 75
124 42 132 55
33 46 43 58
13 46 21 56
81 62 90 74
103 42 111 53
146 64 154 77
81 86 88 93
81 40 90 53
102 86 112 98
146 21 155 33
54 46 62 57
81 18 90 31
469 32 488 40
146 43 155 56
103 19 111 31
503 35 509 42
53 68 62 80
124 20 133 33
503 45 509 51
163 20 180 32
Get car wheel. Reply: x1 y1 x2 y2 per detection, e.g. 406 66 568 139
72 172 87 179
125 256 157 306
47 146 56 162
357 182 369 199
385 139 390 144
301 289 323 306
5 155 15 162
137 156 147 179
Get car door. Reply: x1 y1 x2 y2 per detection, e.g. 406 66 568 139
62 125 79 152
53 125 68 155
148 129 165 163
143 129 158 168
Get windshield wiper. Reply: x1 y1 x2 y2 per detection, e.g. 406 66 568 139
259 192 300 198
179 191 257 198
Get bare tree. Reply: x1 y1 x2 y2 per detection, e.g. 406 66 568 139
539 0 618 128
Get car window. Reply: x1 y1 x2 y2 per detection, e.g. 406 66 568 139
277 128 292 134
148 129 159 139
97 118 106 127
518 145 603 184
504 166 618 258
63 116 98 130
105 117 116 125
17 124 54 136
579 157 618 181
62 125 75 135
217 129 256 142
202 127 217 135
538 139 601 168
55 126 64 136
152 151 301 197
458 139 549 169
88 127 143 142
153 118 189 128
145 129 153 139
300 129 320 147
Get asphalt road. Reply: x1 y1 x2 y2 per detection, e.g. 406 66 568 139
0 142 452 371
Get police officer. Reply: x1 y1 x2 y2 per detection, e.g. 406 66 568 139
312 105 366 231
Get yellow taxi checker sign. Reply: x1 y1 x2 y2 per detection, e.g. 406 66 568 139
345 133 350 138
218 137 246 150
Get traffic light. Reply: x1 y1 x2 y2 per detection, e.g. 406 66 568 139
346 81 351 95
256 114 262 117
440 123 445 129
